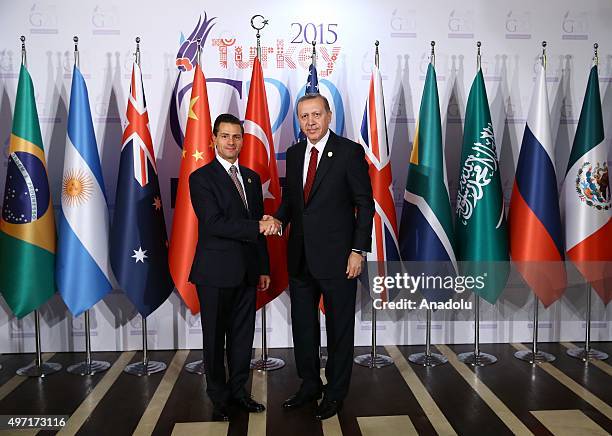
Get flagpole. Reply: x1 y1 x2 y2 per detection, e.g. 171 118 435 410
458 41 497 367
514 42 555 365
119 38 165 377
246 14 284 371
355 41 393 369
566 43 608 363
14 36 60 378
63 36 110 376
407 42 448 368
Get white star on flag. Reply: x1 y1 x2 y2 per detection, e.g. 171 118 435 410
132 246 148 263
261 179 276 200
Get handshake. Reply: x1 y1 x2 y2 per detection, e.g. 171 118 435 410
259 215 283 236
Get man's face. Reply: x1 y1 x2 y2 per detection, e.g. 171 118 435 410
214 122 243 163
297 97 332 143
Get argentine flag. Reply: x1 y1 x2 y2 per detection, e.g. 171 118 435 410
57 66 114 316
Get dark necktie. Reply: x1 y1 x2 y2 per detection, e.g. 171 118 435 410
303 147 318 203
229 165 248 210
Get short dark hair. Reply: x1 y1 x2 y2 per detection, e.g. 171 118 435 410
296 93 331 115
213 113 244 136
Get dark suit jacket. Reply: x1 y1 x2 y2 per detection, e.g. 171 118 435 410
275 131 374 279
188 158 269 288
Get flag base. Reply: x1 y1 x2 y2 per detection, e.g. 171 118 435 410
566 347 608 362
124 360 166 376
354 352 394 368
458 351 497 366
17 361 62 377
514 349 555 364
184 359 206 375
67 360 111 375
408 352 448 367
250 357 285 371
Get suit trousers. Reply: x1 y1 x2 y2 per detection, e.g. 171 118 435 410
197 281 256 405
289 253 357 400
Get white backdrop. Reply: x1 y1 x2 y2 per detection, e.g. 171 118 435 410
0 0 610 352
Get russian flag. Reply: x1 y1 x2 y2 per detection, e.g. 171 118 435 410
508 62 566 307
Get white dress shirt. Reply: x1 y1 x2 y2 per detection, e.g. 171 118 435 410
302 128 331 186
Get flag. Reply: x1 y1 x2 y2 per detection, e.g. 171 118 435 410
0 65 56 318
561 64 612 304
509 62 566 307
399 63 456 302
297 61 319 142
455 68 509 304
168 62 214 314
359 64 401 301
57 66 114 316
240 57 288 309
110 62 173 317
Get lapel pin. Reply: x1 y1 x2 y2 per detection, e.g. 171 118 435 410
247 178 252 183
328 151 333 157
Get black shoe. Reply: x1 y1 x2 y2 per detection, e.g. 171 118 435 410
212 403 230 421
233 396 265 413
282 390 322 410
315 397 342 420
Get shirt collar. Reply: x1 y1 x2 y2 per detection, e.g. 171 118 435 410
306 129 331 156
216 154 240 175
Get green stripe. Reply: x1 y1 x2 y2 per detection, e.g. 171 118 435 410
566 66 604 174
12 65 44 150
406 63 455 244
0 232 56 318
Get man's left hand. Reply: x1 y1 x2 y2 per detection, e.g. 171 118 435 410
257 275 271 291
346 252 365 279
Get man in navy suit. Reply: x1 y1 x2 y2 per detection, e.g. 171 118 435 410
269 94 374 419
189 113 279 421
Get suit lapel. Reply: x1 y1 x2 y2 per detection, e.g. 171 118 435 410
295 141 307 208
307 131 337 203
240 165 256 218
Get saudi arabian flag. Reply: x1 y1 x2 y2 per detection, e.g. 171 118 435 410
561 65 612 304
0 65 56 318
455 68 509 304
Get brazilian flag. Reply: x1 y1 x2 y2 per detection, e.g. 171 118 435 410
0 65 56 317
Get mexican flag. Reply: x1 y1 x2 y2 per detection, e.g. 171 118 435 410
561 65 612 304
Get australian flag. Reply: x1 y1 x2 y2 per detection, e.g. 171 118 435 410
110 62 173 317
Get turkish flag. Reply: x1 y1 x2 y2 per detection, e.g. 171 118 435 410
240 57 288 309
168 62 214 314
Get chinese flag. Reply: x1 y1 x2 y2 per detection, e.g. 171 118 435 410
168 62 214 314
240 57 288 309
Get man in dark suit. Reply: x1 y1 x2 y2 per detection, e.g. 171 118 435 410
189 113 280 421
268 94 374 419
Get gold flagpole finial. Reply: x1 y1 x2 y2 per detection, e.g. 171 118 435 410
476 41 481 70
593 43 599 66
541 41 547 70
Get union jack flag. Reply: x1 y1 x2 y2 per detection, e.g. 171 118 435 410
359 65 401 300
